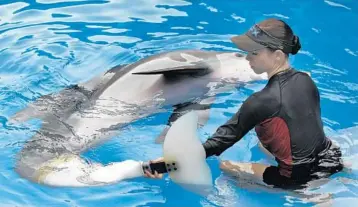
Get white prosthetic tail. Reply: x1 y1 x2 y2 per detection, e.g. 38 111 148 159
163 111 213 191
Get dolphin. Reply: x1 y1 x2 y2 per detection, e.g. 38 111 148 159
11 49 267 186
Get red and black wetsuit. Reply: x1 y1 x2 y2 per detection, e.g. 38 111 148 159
203 68 343 188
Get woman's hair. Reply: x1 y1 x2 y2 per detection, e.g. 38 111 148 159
258 19 301 55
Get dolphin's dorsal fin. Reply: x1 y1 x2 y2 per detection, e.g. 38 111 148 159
131 65 211 76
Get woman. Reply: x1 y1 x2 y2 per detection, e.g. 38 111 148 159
145 18 343 189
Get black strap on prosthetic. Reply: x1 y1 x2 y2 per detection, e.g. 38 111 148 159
142 161 178 174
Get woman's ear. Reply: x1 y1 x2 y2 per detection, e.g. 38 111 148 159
274 50 285 62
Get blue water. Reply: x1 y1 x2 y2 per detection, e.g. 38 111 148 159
1 0 358 206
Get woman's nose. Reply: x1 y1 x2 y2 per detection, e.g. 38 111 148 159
245 53 251 61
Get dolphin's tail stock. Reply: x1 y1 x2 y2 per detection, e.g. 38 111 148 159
14 113 145 187
17 153 144 187
15 118 145 187
22 153 144 187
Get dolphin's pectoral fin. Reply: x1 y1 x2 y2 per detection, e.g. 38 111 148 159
170 96 215 127
131 65 211 77
155 99 213 144
169 102 211 124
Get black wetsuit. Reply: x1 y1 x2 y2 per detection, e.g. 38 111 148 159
203 68 343 188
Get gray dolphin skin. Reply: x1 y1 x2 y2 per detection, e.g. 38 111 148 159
11 49 267 185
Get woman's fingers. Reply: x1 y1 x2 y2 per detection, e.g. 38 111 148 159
144 170 163 179
151 157 164 163
154 170 163 179
144 170 155 178
144 157 165 179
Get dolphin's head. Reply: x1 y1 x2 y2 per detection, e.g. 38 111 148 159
207 52 268 83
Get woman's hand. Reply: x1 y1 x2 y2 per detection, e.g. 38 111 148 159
143 157 164 179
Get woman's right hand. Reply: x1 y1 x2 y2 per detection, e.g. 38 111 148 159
143 157 164 179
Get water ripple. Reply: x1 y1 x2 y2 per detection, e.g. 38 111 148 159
263 13 290 19
199 2 218 13
324 0 351 10
344 48 358 57
230 14 246 23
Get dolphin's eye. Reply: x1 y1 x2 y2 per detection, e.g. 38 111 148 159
235 53 244 57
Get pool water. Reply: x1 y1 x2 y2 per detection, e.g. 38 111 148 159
1 0 358 206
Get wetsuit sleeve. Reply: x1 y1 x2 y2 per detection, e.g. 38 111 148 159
203 94 265 157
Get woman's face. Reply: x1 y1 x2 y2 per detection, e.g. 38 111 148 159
245 47 277 74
